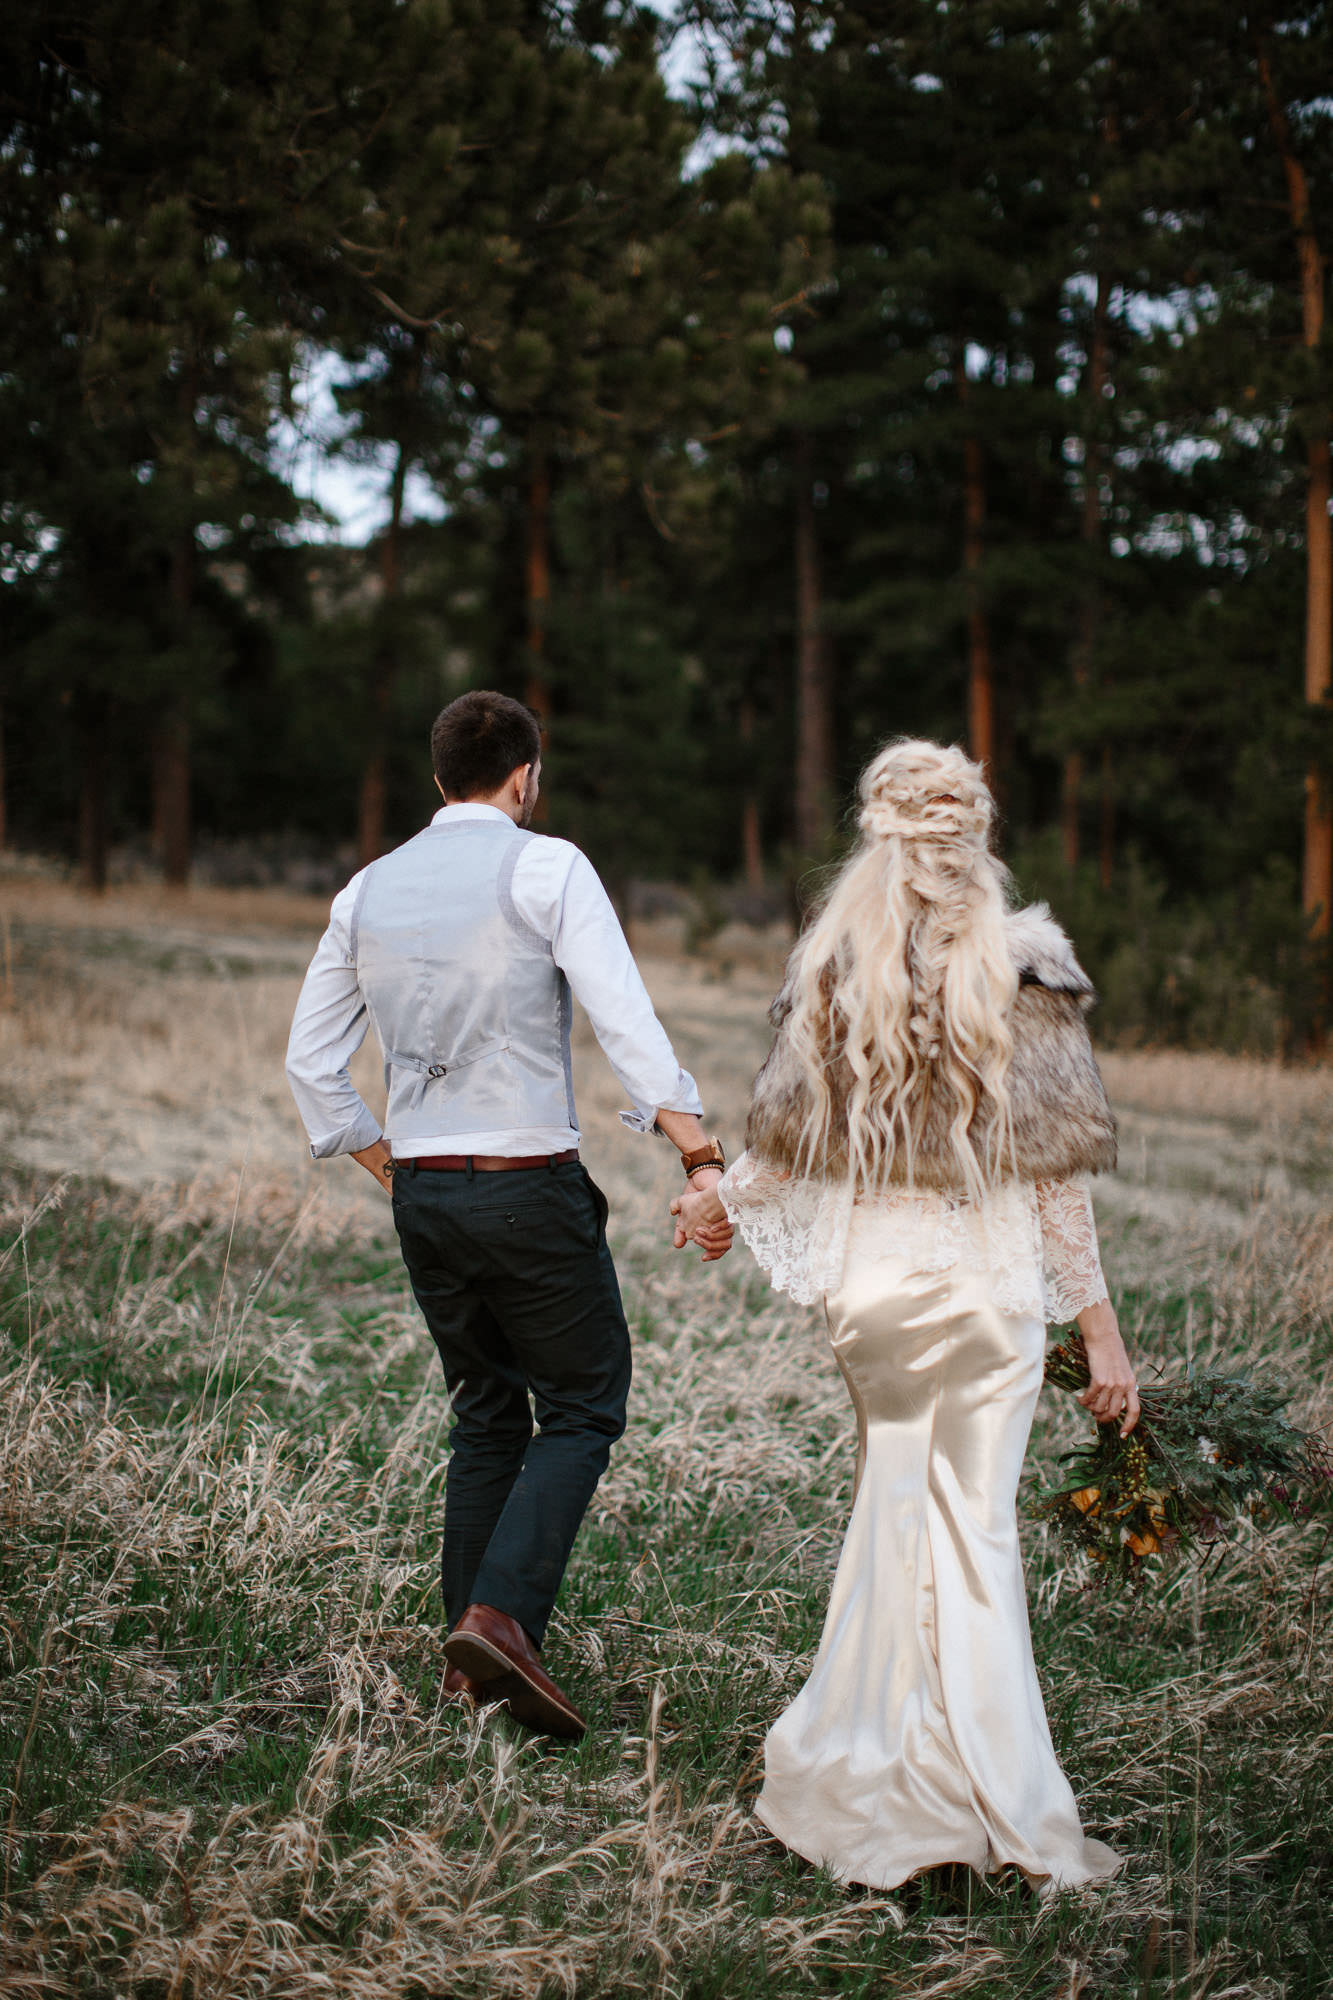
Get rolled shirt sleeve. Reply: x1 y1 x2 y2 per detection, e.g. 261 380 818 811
520 844 703 1132
285 878 384 1159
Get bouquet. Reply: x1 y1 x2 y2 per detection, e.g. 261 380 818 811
1029 1333 1333 1585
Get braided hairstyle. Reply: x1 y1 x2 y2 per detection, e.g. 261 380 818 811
784 739 1018 1197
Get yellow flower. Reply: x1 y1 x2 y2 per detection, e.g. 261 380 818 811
1125 1499 1172 1558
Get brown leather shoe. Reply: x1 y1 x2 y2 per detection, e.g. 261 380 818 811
443 1603 586 1741
441 1661 490 1703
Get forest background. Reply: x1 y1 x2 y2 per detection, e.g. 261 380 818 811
4 0 1333 1054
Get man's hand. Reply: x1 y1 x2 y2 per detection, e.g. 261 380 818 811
670 1169 733 1263
351 1137 396 1195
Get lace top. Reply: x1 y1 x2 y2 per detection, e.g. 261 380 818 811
718 1152 1109 1323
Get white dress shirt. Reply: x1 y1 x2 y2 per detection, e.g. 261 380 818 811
286 802 703 1159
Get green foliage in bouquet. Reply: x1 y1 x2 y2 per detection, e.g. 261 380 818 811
1030 1335 1333 1586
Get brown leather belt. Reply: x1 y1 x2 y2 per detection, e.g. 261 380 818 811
398 1148 580 1173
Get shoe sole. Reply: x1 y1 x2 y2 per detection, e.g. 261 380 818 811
443 1632 586 1740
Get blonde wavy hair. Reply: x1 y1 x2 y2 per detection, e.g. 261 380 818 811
784 738 1018 1197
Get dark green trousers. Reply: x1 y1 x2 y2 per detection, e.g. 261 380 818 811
391 1158 631 1647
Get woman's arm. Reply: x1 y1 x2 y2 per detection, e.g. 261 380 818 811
1035 1178 1139 1436
1075 1295 1140 1437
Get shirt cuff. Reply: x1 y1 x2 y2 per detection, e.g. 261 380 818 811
307 1110 384 1160
618 1106 660 1135
617 1067 704 1134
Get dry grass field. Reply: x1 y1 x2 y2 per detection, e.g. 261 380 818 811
2 873 1332 1998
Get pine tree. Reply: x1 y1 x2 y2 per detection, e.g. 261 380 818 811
1047 0 1199 875
1253 13 1333 1030
2 2 310 881
1 0 479 880
426 3 822 784
311 0 540 855
681 0 842 855
1076 2 1333 1036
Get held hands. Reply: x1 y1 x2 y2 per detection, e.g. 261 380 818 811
671 1168 734 1263
1074 1297 1140 1436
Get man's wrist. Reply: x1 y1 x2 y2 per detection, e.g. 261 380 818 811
351 1138 395 1188
679 1136 726 1179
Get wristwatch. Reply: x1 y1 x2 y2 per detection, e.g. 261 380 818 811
680 1137 726 1180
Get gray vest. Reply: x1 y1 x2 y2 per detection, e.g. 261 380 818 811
349 819 576 1146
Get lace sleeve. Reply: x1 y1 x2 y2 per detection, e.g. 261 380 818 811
718 1151 854 1306
1035 1176 1110 1322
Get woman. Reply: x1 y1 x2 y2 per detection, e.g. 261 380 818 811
677 739 1135 1893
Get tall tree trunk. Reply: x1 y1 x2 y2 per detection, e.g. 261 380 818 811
954 358 994 775
153 707 190 886
739 695 764 890
1304 432 1333 943
1098 741 1115 892
78 699 109 893
1062 267 1111 872
525 445 552 725
794 430 834 855
153 527 194 887
154 364 198 888
0 698 7 852
1260 43 1332 1037
357 439 409 868
962 432 995 774
522 444 553 830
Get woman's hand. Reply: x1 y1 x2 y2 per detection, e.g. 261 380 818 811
1074 1297 1140 1436
671 1170 734 1262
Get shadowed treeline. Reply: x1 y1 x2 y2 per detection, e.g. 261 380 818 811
3 2 1333 1045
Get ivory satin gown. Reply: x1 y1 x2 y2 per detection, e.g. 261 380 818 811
733 1186 1122 1892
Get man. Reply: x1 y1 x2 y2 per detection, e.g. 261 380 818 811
286 689 732 1740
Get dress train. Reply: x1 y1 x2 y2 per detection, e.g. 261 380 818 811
754 1225 1120 1892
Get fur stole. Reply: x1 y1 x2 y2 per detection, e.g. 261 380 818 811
744 903 1117 1190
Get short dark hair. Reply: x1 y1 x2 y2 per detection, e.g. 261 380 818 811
431 690 541 799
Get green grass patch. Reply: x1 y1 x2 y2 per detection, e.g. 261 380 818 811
2 1163 1332 1996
